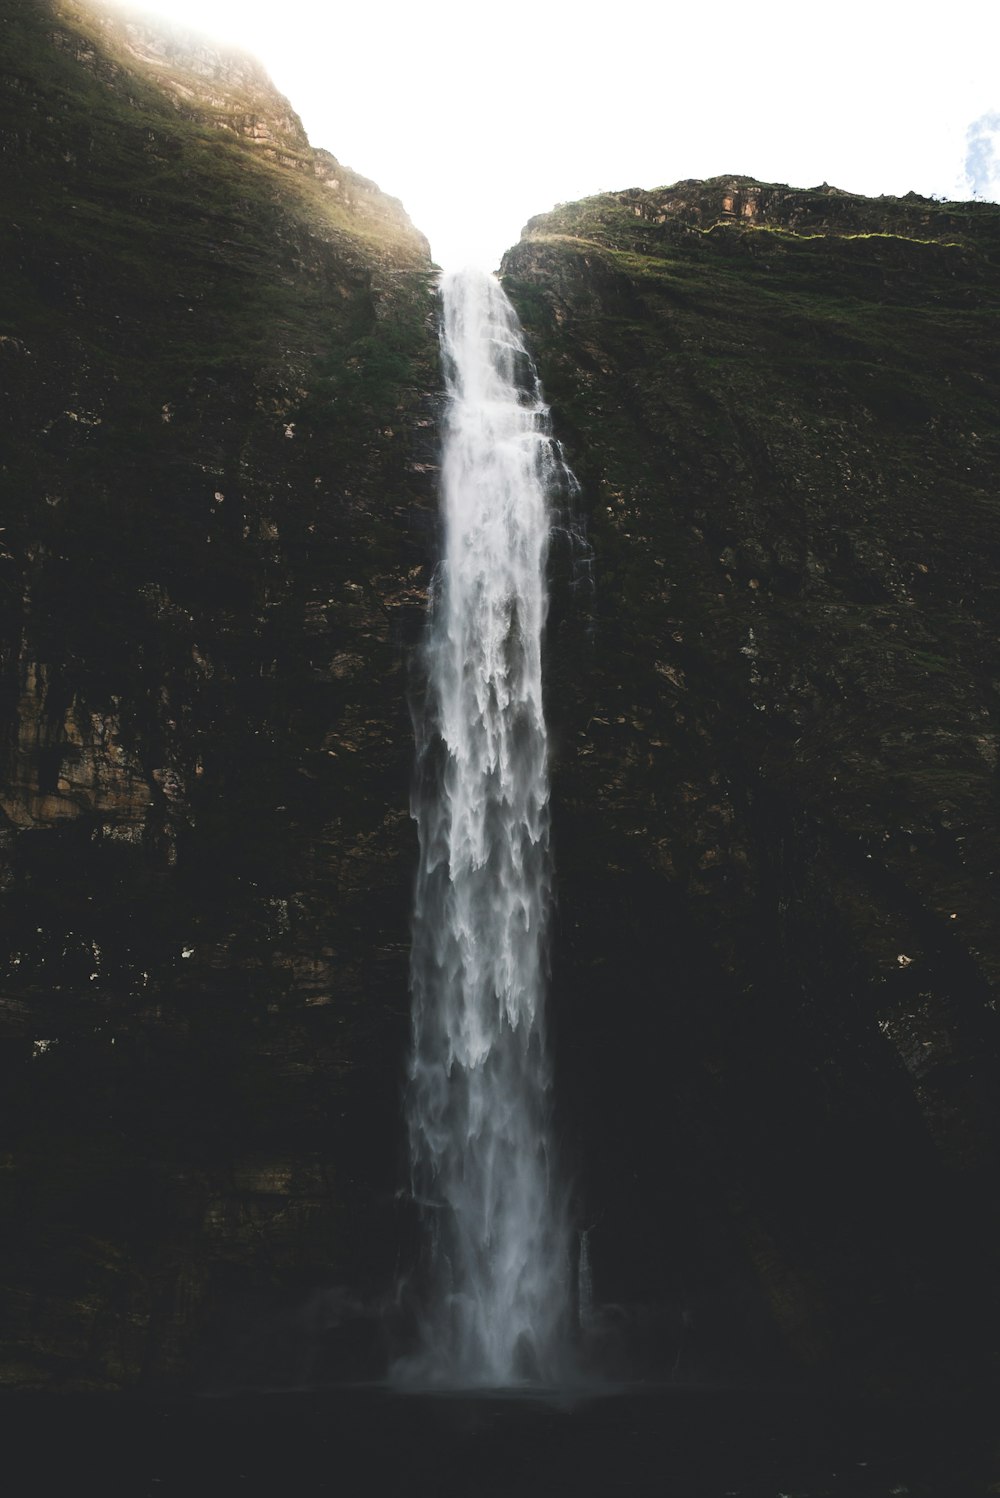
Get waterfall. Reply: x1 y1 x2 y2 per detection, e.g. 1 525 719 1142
578 1228 594 1333
404 267 572 1386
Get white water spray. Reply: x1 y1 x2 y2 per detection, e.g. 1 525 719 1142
404 268 572 1385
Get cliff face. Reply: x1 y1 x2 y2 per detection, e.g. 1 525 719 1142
0 0 439 1388
503 177 1000 1389
5 0 1000 1397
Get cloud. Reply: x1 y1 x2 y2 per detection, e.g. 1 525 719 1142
964 113 1000 199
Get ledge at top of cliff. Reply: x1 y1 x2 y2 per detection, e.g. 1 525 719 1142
515 173 1000 258
4 0 429 262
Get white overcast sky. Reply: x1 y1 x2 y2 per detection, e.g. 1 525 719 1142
105 0 999 268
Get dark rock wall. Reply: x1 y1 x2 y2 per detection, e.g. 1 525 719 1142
5 0 1000 1398
0 0 439 1388
503 177 1000 1392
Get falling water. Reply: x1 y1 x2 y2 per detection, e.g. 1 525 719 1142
578 1228 594 1333
404 267 572 1385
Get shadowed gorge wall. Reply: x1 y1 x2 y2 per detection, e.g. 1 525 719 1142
0 0 439 1387
4 0 1000 1398
502 179 1000 1391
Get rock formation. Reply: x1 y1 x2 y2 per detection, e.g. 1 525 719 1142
0 0 439 1388
503 178 1000 1389
2 0 1000 1396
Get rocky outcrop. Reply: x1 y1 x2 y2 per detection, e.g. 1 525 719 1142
504 176 1000 1392
0 0 439 1389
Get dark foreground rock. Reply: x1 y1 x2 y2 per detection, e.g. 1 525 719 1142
4 1386 997 1498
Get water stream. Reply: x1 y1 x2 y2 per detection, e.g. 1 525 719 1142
404 267 572 1385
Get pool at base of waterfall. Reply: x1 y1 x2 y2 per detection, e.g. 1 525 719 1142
5 1384 992 1496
